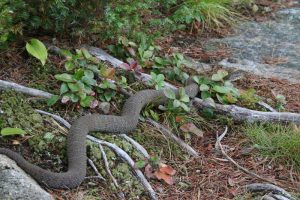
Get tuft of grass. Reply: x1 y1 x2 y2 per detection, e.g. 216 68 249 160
173 0 250 29
244 123 300 165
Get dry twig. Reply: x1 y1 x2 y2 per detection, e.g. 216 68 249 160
215 127 279 185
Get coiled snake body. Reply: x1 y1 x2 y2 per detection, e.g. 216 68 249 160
0 83 199 188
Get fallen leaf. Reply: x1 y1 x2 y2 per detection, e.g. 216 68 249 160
159 163 176 176
154 170 175 185
144 164 156 179
180 122 204 137
175 116 183 123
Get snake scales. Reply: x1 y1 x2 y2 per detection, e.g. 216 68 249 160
0 83 199 188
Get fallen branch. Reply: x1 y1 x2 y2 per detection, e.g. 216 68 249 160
0 80 53 98
215 127 278 185
244 183 295 200
36 110 157 200
193 98 300 124
98 144 125 200
87 46 300 125
87 135 157 200
120 134 150 159
87 158 106 181
147 119 199 157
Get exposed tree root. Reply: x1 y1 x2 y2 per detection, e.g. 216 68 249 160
0 80 53 98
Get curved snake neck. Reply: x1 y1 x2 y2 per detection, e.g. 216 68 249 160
0 83 199 188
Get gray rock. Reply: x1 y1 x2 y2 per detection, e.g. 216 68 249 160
0 155 54 200
204 8 300 83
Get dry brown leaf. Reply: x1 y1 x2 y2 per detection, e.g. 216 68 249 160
159 163 176 176
154 170 175 185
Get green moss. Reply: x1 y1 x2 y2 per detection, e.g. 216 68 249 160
0 90 67 167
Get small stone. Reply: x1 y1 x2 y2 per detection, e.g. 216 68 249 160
99 102 110 114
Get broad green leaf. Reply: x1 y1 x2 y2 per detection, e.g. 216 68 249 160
211 73 223 82
1 128 26 136
73 69 85 80
55 74 74 82
201 91 211 100
60 83 69 94
26 39 48 66
143 50 153 59
81 48 92 59
80 96 94 107
82 76 97 86
213 85 231 94
68 83 81 92
180 103 190 112
164 88 176 99
200 84 210 91
84 70 94 79
65 61 75 71
173 99 181 108
47 95 59 106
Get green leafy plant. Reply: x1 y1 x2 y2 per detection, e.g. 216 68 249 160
26 39 48 66
148 72 165 90
193 70 239 105
1 127 26 136
275 94 287 111
49 48 121 108
160 88 190 112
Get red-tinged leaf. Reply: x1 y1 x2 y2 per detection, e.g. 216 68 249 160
175 116 183 123
180 123 204 138
154 171 175 185
159 163 176 176
207 143 213 151
120 63 130 70
144 164 156 179
127 47 136 57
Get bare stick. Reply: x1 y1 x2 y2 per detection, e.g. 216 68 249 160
257 101 277 112
147 118 199 157
0 80 53 98
87 158 106 181
244 183 295 200
215 127 278 185
120 134 150 159
35 109 71 128
87 135 157 200
193 98 300 125
98 144 125 200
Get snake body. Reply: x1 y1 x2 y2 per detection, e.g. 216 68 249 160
0 83 199 188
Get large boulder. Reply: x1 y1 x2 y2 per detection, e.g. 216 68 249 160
0 155 54 200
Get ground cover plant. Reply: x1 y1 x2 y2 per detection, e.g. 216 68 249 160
1 0 300 199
